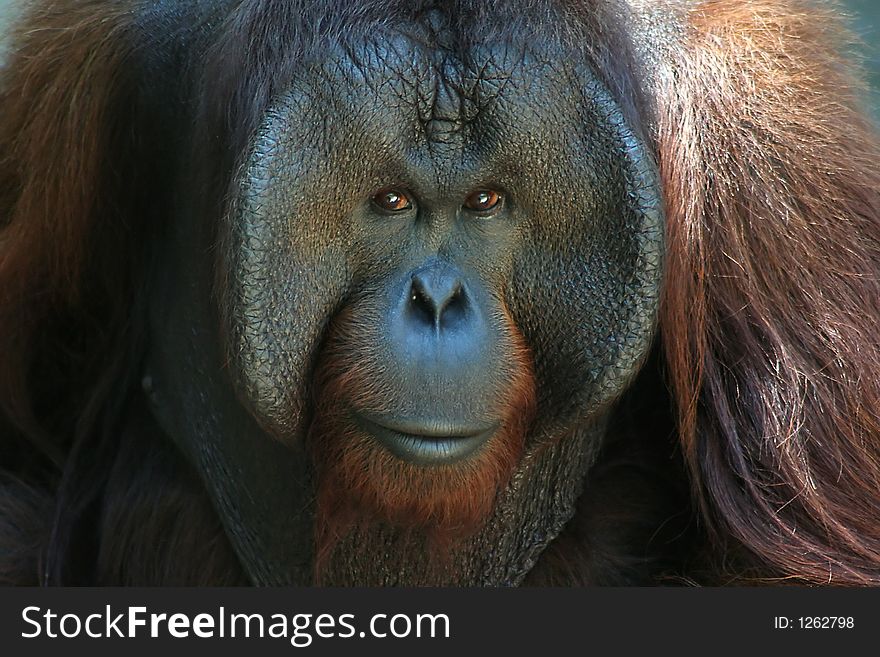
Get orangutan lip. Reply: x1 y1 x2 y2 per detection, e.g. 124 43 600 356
354 415 497 466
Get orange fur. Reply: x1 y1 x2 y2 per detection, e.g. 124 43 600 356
658 0 880 584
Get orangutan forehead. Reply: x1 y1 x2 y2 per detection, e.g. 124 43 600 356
296 32 583 136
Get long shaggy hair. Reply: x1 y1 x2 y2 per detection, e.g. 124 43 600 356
658 1 880 584
0 0 879 585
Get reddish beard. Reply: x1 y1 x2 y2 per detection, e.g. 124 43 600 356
307 306 537 582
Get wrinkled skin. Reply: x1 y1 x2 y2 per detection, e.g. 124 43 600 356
144 5 664 585
4 0 880 588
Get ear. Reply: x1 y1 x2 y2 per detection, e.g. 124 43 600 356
657 0 880 584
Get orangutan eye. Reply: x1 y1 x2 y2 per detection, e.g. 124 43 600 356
463 189 503 213
371 188 413 213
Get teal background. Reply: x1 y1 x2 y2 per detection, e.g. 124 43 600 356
845 0 880 117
